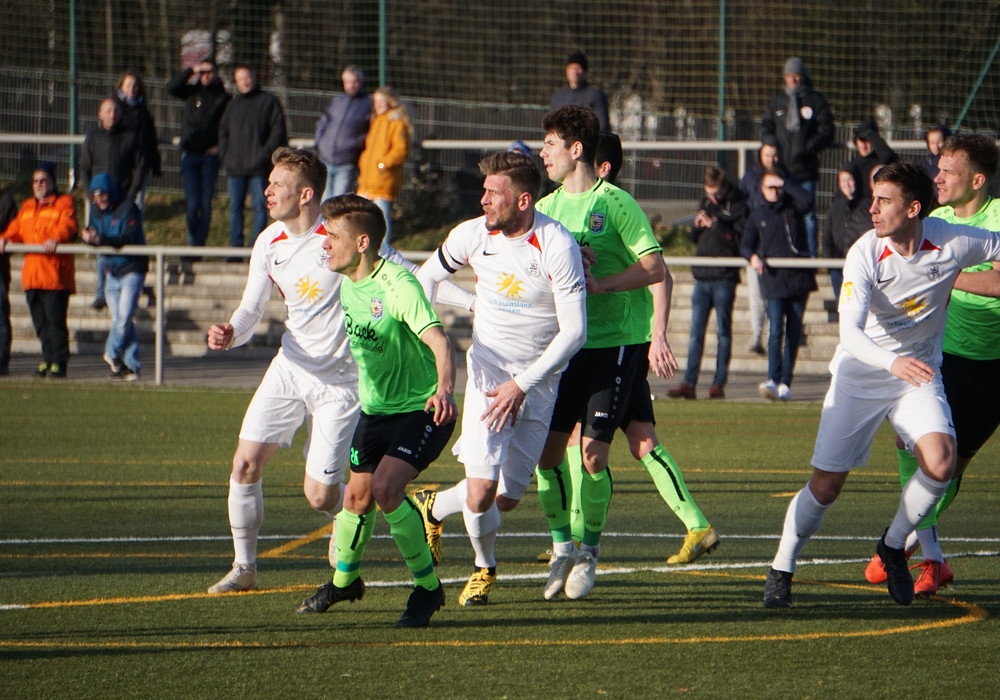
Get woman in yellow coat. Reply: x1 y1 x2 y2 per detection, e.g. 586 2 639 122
357 87 411 243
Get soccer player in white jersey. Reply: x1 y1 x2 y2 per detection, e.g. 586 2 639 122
764 161 1000 609
205 147 360 594
414 151 588 606
864 134 1000 596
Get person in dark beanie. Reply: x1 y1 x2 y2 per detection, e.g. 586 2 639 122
549 51 610 131
760 57 835 258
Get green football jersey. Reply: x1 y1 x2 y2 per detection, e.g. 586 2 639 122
340 259 442 414
537 179 661 348
933 198 1000 360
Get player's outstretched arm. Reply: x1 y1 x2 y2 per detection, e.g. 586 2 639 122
586 250 665 295
953 263 1000 297
420 326 457 425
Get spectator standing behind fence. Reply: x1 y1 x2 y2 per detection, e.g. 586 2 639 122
115 72 161 211
218 65 288 250
315 66 372 200
80 173 148 382
166 59 231 251
357 87 410 244
850 118 898 202
822 161 871 302
0 186 17 376
760 57 834 258
549 51 610 132
741 167 817 402
669 167 747 400
0 163 78 378
80 98 144 309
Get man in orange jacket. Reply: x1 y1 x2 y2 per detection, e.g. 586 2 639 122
0 162 79 378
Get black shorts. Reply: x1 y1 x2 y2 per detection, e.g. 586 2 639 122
549 344 645 443
622 343 655 427
350 409 455 474
942 352 1000 460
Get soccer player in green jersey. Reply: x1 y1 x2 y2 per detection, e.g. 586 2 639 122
865 133 1000 596
533 105 668 599
555 131 720 565
297 194 457 627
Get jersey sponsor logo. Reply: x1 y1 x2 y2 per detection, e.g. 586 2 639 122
588 212 605 234
370 297 384 320
344 311 385 354
900 294 929 318
295 275 324 303
497 272 525 299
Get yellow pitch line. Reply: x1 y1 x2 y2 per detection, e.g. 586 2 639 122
0 600 985 651
0 553 320 560
259 524 331 558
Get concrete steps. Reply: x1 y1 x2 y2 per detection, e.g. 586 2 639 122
7 258 841 374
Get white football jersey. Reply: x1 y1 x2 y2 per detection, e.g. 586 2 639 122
833 218 1000 384
229 217 356 386
420 211 586 387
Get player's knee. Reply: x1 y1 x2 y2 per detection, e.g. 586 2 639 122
231 454 263 483
495 495 520 512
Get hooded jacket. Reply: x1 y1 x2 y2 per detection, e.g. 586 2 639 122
218 85 288 178
87 173 148 278
822 161 872 259
740 179 817 299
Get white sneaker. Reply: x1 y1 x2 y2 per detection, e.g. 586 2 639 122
777 383 791 401
564 551 598 600
207 562 258 594
543 551 578 600
758 380 778 400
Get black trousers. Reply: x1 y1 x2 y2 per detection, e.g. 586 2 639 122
25 288 70 368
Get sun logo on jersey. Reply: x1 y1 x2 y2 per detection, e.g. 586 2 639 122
497 272 525 299
295 276 323 303
900 294 928 318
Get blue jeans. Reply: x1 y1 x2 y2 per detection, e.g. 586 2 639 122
180 151 221 247
801 180 818 258
105 271 145 373
373 198 394 244
323 163 359 201
829 269 844 303
765 294 808 387
683 279 736 388
227 175 268 248
93 254 108 302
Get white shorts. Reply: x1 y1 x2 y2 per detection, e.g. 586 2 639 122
240 353 361 486
452 349 559 502
811 371 954 472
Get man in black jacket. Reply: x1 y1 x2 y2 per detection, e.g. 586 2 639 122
166 59 231 249
218 65 287 249
669 167 747 399
760 57 835 258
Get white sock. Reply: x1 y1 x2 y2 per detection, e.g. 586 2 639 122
229 479 263 565
886 470 949 548
432 479 468 523
915 526 944 562
771 487 830 574
905 530 919 551
553 541 576 556
581 543 599 559
463 502 500 569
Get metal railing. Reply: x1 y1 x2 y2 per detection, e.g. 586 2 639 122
3 242 843 386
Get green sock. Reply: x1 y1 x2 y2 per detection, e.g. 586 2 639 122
332 509 375 588
641 444 709 531
566 447 585 543
536 461 573 544
384 497 439 590
928 474 962 528
580 466 613 547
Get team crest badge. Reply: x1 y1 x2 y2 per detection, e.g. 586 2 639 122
926 265 943 281
370 298 384 319
588 212 605 233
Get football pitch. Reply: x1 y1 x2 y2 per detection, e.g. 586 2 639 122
2 381 999 698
